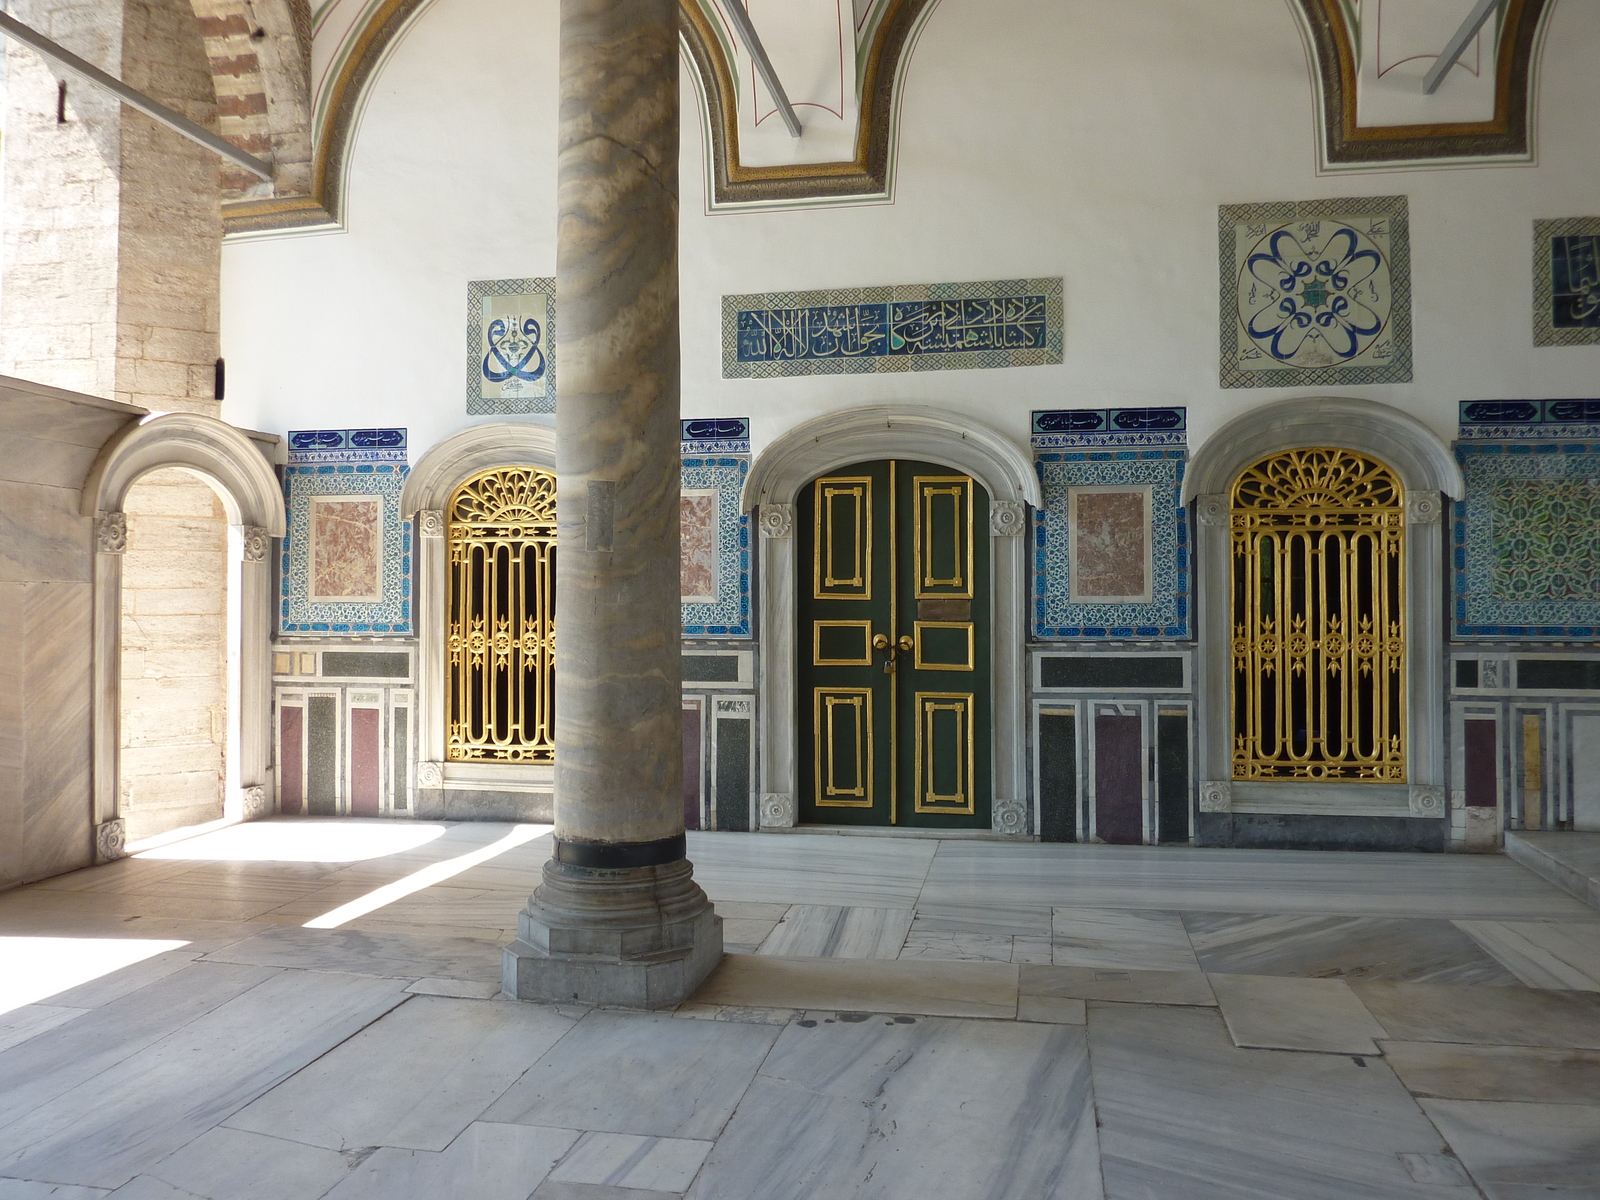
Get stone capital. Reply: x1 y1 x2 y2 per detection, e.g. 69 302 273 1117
242 785 271 820
1409 784 1445 818
1198 780 1233 813
760 792 796 828
1405 491 1442 525
758 504 793 540
1195 495 1230 527
95 818 127 863
991 796 1027 834
95 511 127 555
417 509 446 538
416 761 444 789
241 526 271 563
989 500 1026 538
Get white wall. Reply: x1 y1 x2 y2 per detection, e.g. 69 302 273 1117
223 0 1600 461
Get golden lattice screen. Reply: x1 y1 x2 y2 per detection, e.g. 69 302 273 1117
1230 448 1406 782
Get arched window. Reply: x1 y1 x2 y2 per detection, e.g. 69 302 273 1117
1230 448 1405 782
446 467 557 762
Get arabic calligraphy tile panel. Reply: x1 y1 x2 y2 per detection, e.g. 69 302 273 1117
1457 399 1600 441
1033 450 1189 640
1453 440 1600 639
283 431 411 634
1031 408 1187 449
1218 196 1411 389
681 428 751 638
1533 218 1600 348
722 278 1063 379
467 278 557 413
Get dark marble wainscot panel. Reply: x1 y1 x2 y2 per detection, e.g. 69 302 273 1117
1198 813 1448 853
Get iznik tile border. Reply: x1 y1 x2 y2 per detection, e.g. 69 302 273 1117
1032 408 1186 449
1458 399 1600 441
1532 218 1600 348
682 418 751 638
467 277 557 414
1218 194 1412 389
282 429 411 634
722 278 1064 379
1453 440 1600 639
1033 449 1189 639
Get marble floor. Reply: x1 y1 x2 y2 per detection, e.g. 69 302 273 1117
1 819 1598 1199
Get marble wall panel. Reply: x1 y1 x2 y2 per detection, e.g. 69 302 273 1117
22 581 94 882
680 425 751 638
0 480 93 584
680 490 720 605
310 496 384 602
0 583 25 889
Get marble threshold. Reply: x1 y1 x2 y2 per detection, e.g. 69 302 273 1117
768 825 1036 842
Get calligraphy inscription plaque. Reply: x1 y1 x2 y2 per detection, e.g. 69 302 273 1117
1534 218 1600 347
467 278 557 413
723 279 1063 378
1219 196 1411 388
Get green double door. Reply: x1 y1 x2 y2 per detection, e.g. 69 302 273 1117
798 459 991 828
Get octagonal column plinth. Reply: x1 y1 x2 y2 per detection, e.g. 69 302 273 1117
503 0 721 1008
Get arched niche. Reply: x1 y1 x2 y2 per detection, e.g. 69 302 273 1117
742 405 1037 831
81 413 285 855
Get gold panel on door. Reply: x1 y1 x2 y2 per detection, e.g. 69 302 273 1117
813 620 874 667
914 691 975 814
815 687 874 807
813 477 873 600
914 475 973 599
913 621 974 671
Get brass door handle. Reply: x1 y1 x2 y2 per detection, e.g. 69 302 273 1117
897 634 914 652
872 633 890 651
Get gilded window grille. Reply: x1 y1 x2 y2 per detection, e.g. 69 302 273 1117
1230 448 1406 782
446 467 557 762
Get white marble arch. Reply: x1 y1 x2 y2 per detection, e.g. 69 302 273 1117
741 405 1042 833
400 421 558 804
81 413 286 855
1181 396 1465 823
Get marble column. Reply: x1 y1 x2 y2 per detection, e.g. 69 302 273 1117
504 0 722 1008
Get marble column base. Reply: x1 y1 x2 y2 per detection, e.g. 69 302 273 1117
503 857 723 1009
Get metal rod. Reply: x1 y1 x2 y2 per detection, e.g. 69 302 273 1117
0 10 274 179
721 0 802 138
1421 0 1499 94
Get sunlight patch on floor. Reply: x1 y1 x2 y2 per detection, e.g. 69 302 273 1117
0 937 189 1017
136 819 451 863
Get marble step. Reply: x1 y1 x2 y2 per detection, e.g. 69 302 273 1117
1505 832 1600 913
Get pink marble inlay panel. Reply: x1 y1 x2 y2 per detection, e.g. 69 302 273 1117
310 497 383 602
1071 489 1148 602
681 490 720 603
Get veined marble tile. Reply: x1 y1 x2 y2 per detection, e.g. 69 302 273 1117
918 841 1595 919
0 962 281 1133
228 995 574 1152
693 1013 1100 1200
321 1122 579 1200
531 1183 676 1200
1017 995 1087 1024
1020 965 1217 1007
0 1005 81 1054
1185 913 1520 985
692 954 1019 1020
1423 1099 1600 1198
1382 1041 1600 1104
1211 974 1387 1054
1456 921 1600 991
898 930 1015 962
684 832 934 910
141 1127 352 1200
199 924 504 983
0 969 408 1189
548 1132 712 1193
1352 981 1600 1049
1089 1003 1452 1200
757 906 911 959
707 902 790 922
1051 909 1199 971
483 1010 778 1140
0 1178 109 1199
909 902 1053 937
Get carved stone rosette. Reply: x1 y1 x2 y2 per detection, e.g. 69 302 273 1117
416 761 444 789
988 500 1026 538
1408 784 1445 818
1198 780 1233 813
759 792 796 828
95 818 127 863
95 511 128 555
242 784 271 820
991 797 1027 835
417 509 446 538
758 504 793 540
1195 495 1229 527
1405 491 1442 525
241 526 271 563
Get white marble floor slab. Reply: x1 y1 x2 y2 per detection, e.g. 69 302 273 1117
0 968 408 1189
483 1010 779 1141
137 1127 352 1200
405 976 503 999
1090 1003 1455 1200
693 954 1019 1020
0 1006 81 1054
1381 1040 1600 1104
1423 1099 1600 1199
898 930 1015 962
685 833 935 909
321 1121 579 1200
1051 908 1200 971
756 906 911 958
43 950 204 1010
1456 920 1600 991
917 841 1595 918
0 1179 109 1199
199 924 505 983
1017 995 1088 1024
1211 974 1387 1054
1019 964 1217 1007
909 902 1054 936
227 995 575 1152
549 1132 713 1193
1353 981 1600 1049
690 1014 1101 1200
